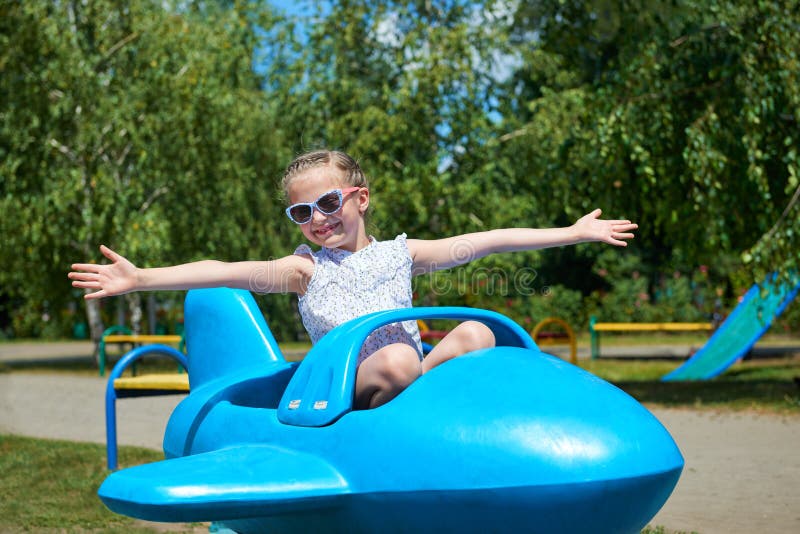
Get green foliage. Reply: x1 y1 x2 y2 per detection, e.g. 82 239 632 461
2 1 798 338
0 0 293 335
587 249 728 324
264 0 519 241
520 285 585 330
502 0 800 284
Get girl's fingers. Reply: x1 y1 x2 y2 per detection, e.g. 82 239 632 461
70 246 125 301
70 263 101 272
100 244 122 262
72 280 101 289
84 290 106 300
68 272 98 281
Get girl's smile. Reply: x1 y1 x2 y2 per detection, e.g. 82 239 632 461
312 221 340 238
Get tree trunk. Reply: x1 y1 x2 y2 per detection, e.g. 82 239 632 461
128 293 142 335
84 290 105 362
116 297 126 328
147 293 157 334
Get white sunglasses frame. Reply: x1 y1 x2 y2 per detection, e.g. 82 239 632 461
285 187 362 224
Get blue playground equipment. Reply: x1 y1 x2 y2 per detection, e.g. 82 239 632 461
105 344 189 471
99 288 683 533
663 274 800 381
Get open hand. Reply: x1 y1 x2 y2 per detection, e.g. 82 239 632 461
573 209 638 246
68 245 138 299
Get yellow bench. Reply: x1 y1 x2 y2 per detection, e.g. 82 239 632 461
589 317 713 359
98 327 184 376
113 373 189 396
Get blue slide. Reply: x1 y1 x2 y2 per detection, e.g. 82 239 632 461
663 274 800 381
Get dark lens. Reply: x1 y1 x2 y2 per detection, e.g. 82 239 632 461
316 191 342 214
289 205 312 223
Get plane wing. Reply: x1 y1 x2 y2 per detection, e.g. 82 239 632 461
98 445 350 522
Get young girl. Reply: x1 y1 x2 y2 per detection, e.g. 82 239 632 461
69 150 637 409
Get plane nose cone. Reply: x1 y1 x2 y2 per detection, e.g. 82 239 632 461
396 347 684 483
352 346 683 533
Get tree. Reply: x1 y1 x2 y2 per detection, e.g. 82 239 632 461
263 1 547 313
3 0 797 339
501 0 800 288
0 0 291 338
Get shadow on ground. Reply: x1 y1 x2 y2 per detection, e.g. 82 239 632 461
612 359 800 412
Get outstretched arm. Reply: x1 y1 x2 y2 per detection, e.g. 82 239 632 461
408 209 637 273
69 245 312 299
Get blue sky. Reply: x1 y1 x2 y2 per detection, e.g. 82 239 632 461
268 1 327 17
268 1 304 15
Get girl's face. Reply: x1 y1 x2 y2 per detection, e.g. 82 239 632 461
287 166 370 252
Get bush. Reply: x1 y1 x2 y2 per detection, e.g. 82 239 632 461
589 250 731 324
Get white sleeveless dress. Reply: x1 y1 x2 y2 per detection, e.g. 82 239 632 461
294 233 423 364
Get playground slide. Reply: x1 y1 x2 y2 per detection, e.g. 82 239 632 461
663 274 800 381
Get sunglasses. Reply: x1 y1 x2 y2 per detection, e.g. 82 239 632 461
285 187 362 224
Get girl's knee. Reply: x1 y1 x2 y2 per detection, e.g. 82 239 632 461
378 344 422 388
420 321 495 374
355 344 421 409
458 321 496 350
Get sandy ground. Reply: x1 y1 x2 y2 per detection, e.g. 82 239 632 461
649 409 800 533
0 373 183 451
2 372 799 533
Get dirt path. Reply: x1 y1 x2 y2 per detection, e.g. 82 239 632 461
0 373 181 450
2 372 799 533
648 408 800 533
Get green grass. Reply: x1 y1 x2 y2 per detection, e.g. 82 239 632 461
581 355 800 413
0 434 206 532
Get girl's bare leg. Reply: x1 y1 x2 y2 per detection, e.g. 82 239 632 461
422 320 495 373
355 343 422 409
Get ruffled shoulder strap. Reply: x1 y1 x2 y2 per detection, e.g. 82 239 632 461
294 244 317 262
391 233 411 257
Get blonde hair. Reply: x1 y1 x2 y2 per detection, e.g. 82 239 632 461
281 150 369 203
